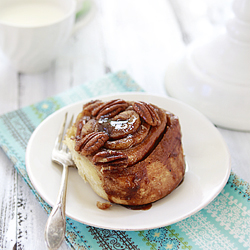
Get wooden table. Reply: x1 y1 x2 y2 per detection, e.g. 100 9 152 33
1 0 249 249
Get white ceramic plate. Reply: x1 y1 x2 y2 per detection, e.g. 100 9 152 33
26 93 231 231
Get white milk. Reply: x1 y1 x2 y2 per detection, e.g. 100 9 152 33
0 1 67 26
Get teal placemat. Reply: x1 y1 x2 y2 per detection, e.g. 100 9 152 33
0 71 249 250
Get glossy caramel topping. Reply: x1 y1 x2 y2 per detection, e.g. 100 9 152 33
74 99 168 171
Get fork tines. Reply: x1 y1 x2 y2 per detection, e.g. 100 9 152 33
55 112 74 151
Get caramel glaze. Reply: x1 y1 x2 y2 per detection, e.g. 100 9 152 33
122 108 167 166
123 203 152 210
102 112 185 206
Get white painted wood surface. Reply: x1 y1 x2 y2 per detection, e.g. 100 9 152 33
1 0 249 249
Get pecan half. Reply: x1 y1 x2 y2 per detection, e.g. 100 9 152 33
105 121 150 150
109 110 141 139
133 101 161 126
80 119 97 138
82 100 103 113
75 116 91 139
75 132 109 156
92 99 129 119
93 150 128 171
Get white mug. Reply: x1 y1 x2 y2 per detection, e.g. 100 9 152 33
0 0 76 73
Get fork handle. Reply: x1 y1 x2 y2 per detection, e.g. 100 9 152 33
45 164 69 250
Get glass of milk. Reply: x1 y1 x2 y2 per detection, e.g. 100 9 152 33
0 0 76 73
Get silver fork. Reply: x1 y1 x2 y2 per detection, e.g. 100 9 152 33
44 113 74 250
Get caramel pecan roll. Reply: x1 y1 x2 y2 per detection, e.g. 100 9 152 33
64 98 185 206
